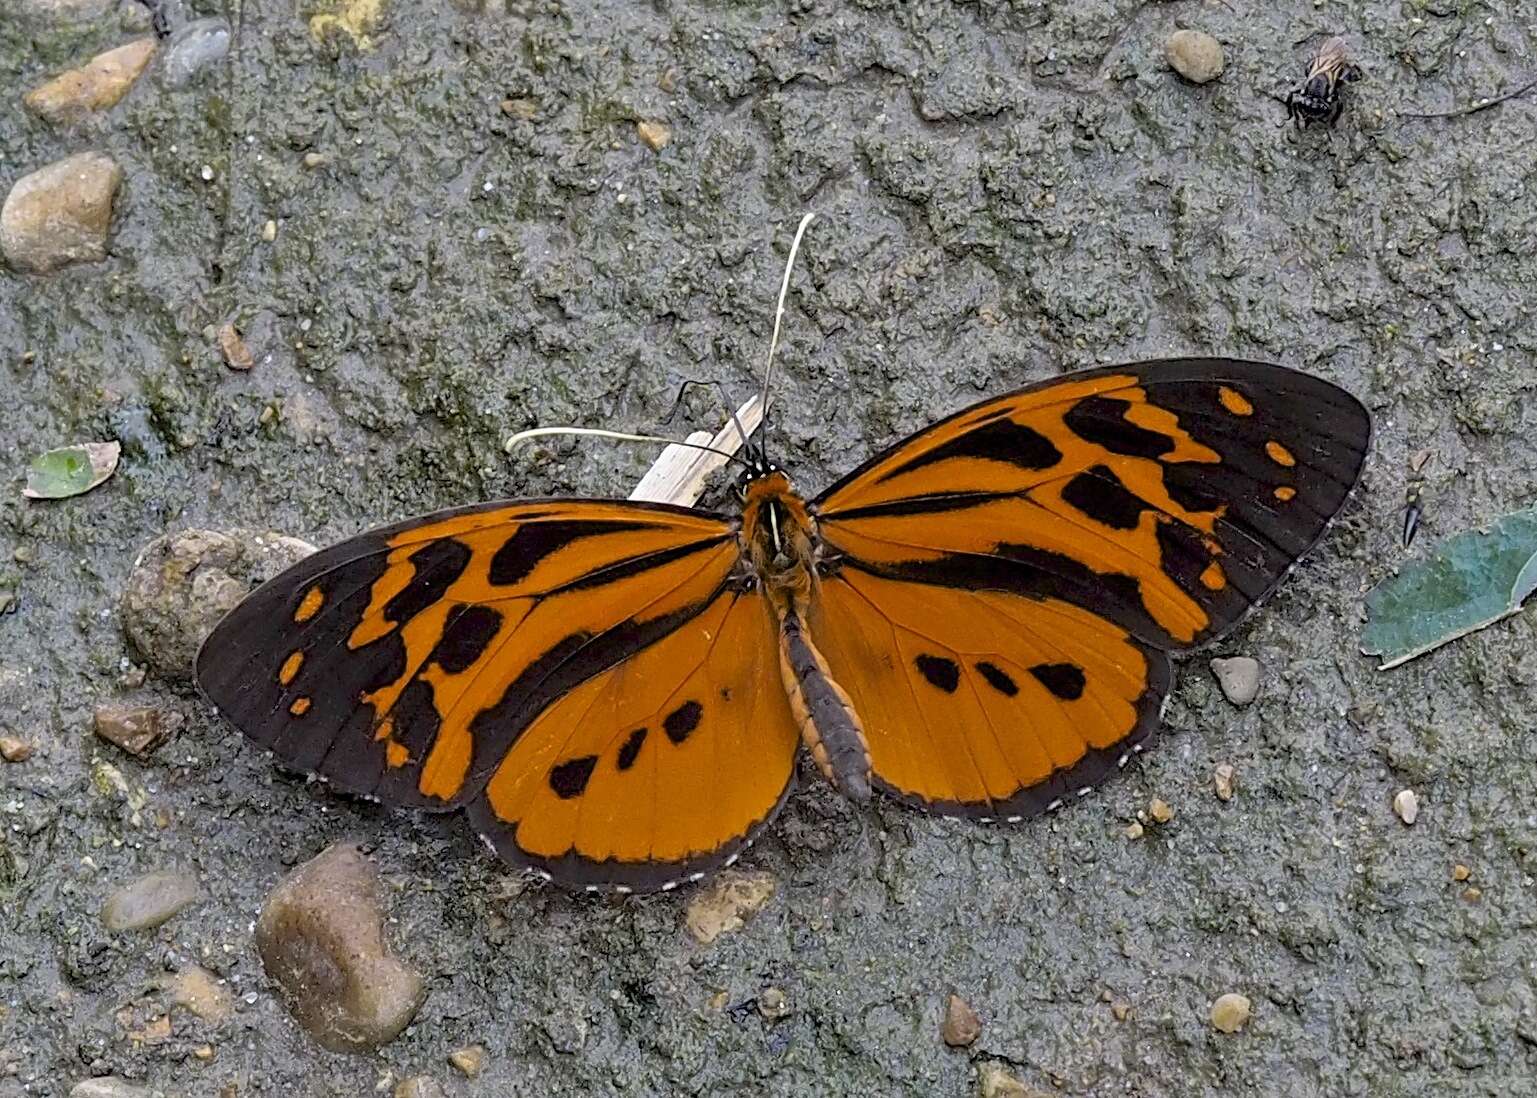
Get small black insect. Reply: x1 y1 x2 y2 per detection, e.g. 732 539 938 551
133 0 172 40
1286 37 1362 128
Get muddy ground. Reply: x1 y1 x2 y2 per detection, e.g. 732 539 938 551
3 0 1536 1095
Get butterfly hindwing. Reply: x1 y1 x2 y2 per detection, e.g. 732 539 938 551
194 500 746 818
809 358 1369 815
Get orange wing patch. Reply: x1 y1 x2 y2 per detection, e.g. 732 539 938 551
467 587 799 891
808 566 1169 817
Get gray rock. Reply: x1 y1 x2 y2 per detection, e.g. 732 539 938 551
255 843 425 1053
160 18 230 87
1165 30 1224 85
1211 656 1260 706
1 151 122 273
101 869 202 931
70 1079 152 1098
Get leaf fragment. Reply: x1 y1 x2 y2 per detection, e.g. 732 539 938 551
23 441 121 499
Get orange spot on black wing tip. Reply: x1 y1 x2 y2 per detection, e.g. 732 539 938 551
549 755 597 799
1274 485 1297 502
278 650 304 686
385 741 410 768
1200 561 1227 591
288 696 312 716
294 586 324 623
1218 385 1255 416
1265 440 1297 467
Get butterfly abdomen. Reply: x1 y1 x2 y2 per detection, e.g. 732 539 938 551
777 607 872 803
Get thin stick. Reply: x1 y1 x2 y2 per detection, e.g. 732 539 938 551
629 395 764 505
1399 75 1537 120
503 425 743 468
759 212 818 427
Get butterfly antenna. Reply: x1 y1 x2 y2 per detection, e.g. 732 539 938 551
758 211 818 433
667 377 756 459
504 425 750 471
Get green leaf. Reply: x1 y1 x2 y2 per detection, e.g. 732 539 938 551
1361 503 1537 669
22 441 121 500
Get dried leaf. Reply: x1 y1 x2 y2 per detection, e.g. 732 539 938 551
23 441 120 499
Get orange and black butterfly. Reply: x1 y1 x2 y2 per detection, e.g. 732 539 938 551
197 349 1370 892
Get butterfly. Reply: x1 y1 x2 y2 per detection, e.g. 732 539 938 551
196 356 1370 893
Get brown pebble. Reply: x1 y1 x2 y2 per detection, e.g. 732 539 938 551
192 1044 213 1061
168 965 233 1024
757 987 790 1020
1149 798 1174 824
0 734 34 762
500 97 537 121
1451 864 1471 882
217 322 254 370
1213 763 1236 802
448 1044 487 1078
636 120 672 151
1111 999 1132 1021
684 870 776 944
941 993 981 1047
24 37 157 124
102 869 202 931
2 150 123 273
977 1062 1050 1098
255 843 425 1053
395 1077 448 1098
93 702 179 756
1462 886 1482 903
1209 992 1252 1033
1124 820 1145 840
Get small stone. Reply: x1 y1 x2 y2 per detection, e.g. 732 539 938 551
977 1063 1050 1098
941 993 982 1047
200 164 215 182
1165 29 1224 85
217 322 254 370
500 97 537 120
1393 789 1419 825
0 734 33 762
1213 763 1236 802
24 38 158 124
70 1079 152 1098
448 1045 487 1078
121 528 315 680
193 1044 214 1060
2 151 123 273
255 843 425 1053
1111 999 1132 1021
1149 798 1174 824
1451 864 1471 881
684 870 777 944
1210 992 1252 1033
303 152 329 169
757 987 790 1020
93 702 180 756
160 18 230 87
101 869 202 931
1124 820 1144 840
1210 656 1260 706
168 965 233 1023
262 219 277 241
636 120 672 151
1462 886 1482 902
395 1078 449 1098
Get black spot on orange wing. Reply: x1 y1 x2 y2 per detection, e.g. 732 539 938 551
975 661 1019 697
1030 662 1086 700
431 604 504 673
1060 465 1148 530
384 539 471 624
663 700 702 744
549 755 597 799
487 519 651 586
1063 396 1175 460
880 418 1062 482
915 654 960 692
616 727 647 770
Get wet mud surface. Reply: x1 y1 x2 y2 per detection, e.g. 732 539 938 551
2 0 1536 1094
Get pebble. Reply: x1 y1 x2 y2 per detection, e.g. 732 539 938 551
684 870 777 944
977 1063 1049 1098
1 151 123 274
1124 820 1144 840
1451 864 1471 881
500 97 537 120
303 152 329 169
1165 29 1225 85
120 528 314 680
168 964 233 1024
1462 886 1482 903
101 869 202 931
160 18 231 87
1209 992 1252 1033
0 734 34 762
255 843 425 1053
757 987 790 1020
69 1079 151 1098
448 1045 487 1078
1213 763 1236 802
636 120 672 151
217 322 254 370
262 219 277 242
941 993 982 1047
24 37 158 123
93 702 181 756
1210 656 1260 706
395 1078 449 1098
1111 999 1132 1021
1393 789 1419 825
1149 798 1174 824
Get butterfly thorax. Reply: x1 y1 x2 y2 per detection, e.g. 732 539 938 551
739 470 873 803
